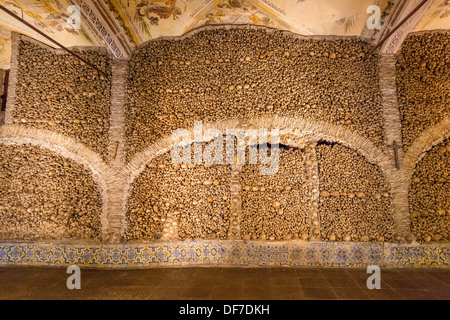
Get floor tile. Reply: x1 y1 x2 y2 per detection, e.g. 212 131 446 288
424 289 450 300
272 286 305 300
383 279 421 290
321 269 353 279
326 277 359 288
366 289 404 300
241 287 275 300
298 277 330 288
0 267 447 300
295 268 324 278
333 287 372 300
396 289 437 300
302 287 337 299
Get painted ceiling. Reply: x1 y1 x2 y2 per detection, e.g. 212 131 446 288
0 0 448 68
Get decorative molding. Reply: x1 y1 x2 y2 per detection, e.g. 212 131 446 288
0 241 447 269
360 0 394 40
103 0 141 46
378 0 436 54
72 0 132 58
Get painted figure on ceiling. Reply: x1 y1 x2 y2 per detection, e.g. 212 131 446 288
137 0 186 26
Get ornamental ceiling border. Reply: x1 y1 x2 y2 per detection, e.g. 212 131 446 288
71 0 132 58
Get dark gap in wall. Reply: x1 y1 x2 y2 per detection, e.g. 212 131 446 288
223 134 297 150
1 69 9 112
317 140 338 147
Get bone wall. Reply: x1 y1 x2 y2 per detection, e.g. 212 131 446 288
317 142 394 242
409 139 449 243
125 28 385 161
12 39 112 160
396 32 450 151
0 144 102 241
0 28 448 247
240 146 312 241
125 143 231 241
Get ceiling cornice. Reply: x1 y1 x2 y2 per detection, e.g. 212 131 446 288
71 0 134 58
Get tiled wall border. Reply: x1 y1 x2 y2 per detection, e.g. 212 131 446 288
0 241 447 269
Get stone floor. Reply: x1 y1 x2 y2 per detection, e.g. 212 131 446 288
0 266 448 300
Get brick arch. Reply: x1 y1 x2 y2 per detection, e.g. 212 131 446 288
389 117 450 242
0 125 116 238
125 116 391 184
403 117 450 182
122 117 393 241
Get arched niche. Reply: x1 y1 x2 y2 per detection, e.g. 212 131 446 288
124 140 232 242
409 138 449 243
0 143 103 241
316 141 394 242
240 142 314 241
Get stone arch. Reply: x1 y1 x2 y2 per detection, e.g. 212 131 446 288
401 117 450 243
0 125 117 238
125 116 391 188
122 116 393 241
403 117 450 183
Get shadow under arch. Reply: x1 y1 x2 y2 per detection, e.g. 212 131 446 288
0 125 116 238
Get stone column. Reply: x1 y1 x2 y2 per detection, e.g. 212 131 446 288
105 59 127 243
306 142 322 241
379 54 413 242
228 164 242 240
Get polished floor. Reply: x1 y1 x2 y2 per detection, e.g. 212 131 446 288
0 266 448 300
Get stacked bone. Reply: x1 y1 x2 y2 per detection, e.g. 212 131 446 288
0 145 102 240
409 139 449 242
125 143 231 241
396 32 450 150
125 28 384 161
240 146 311 241
13 39 112 160
316 143 393 242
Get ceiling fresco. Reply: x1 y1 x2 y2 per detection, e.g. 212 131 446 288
0 0 99 67
414 0 450 30
0 0 447 68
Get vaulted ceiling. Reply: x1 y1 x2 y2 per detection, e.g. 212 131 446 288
0 0 448 68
